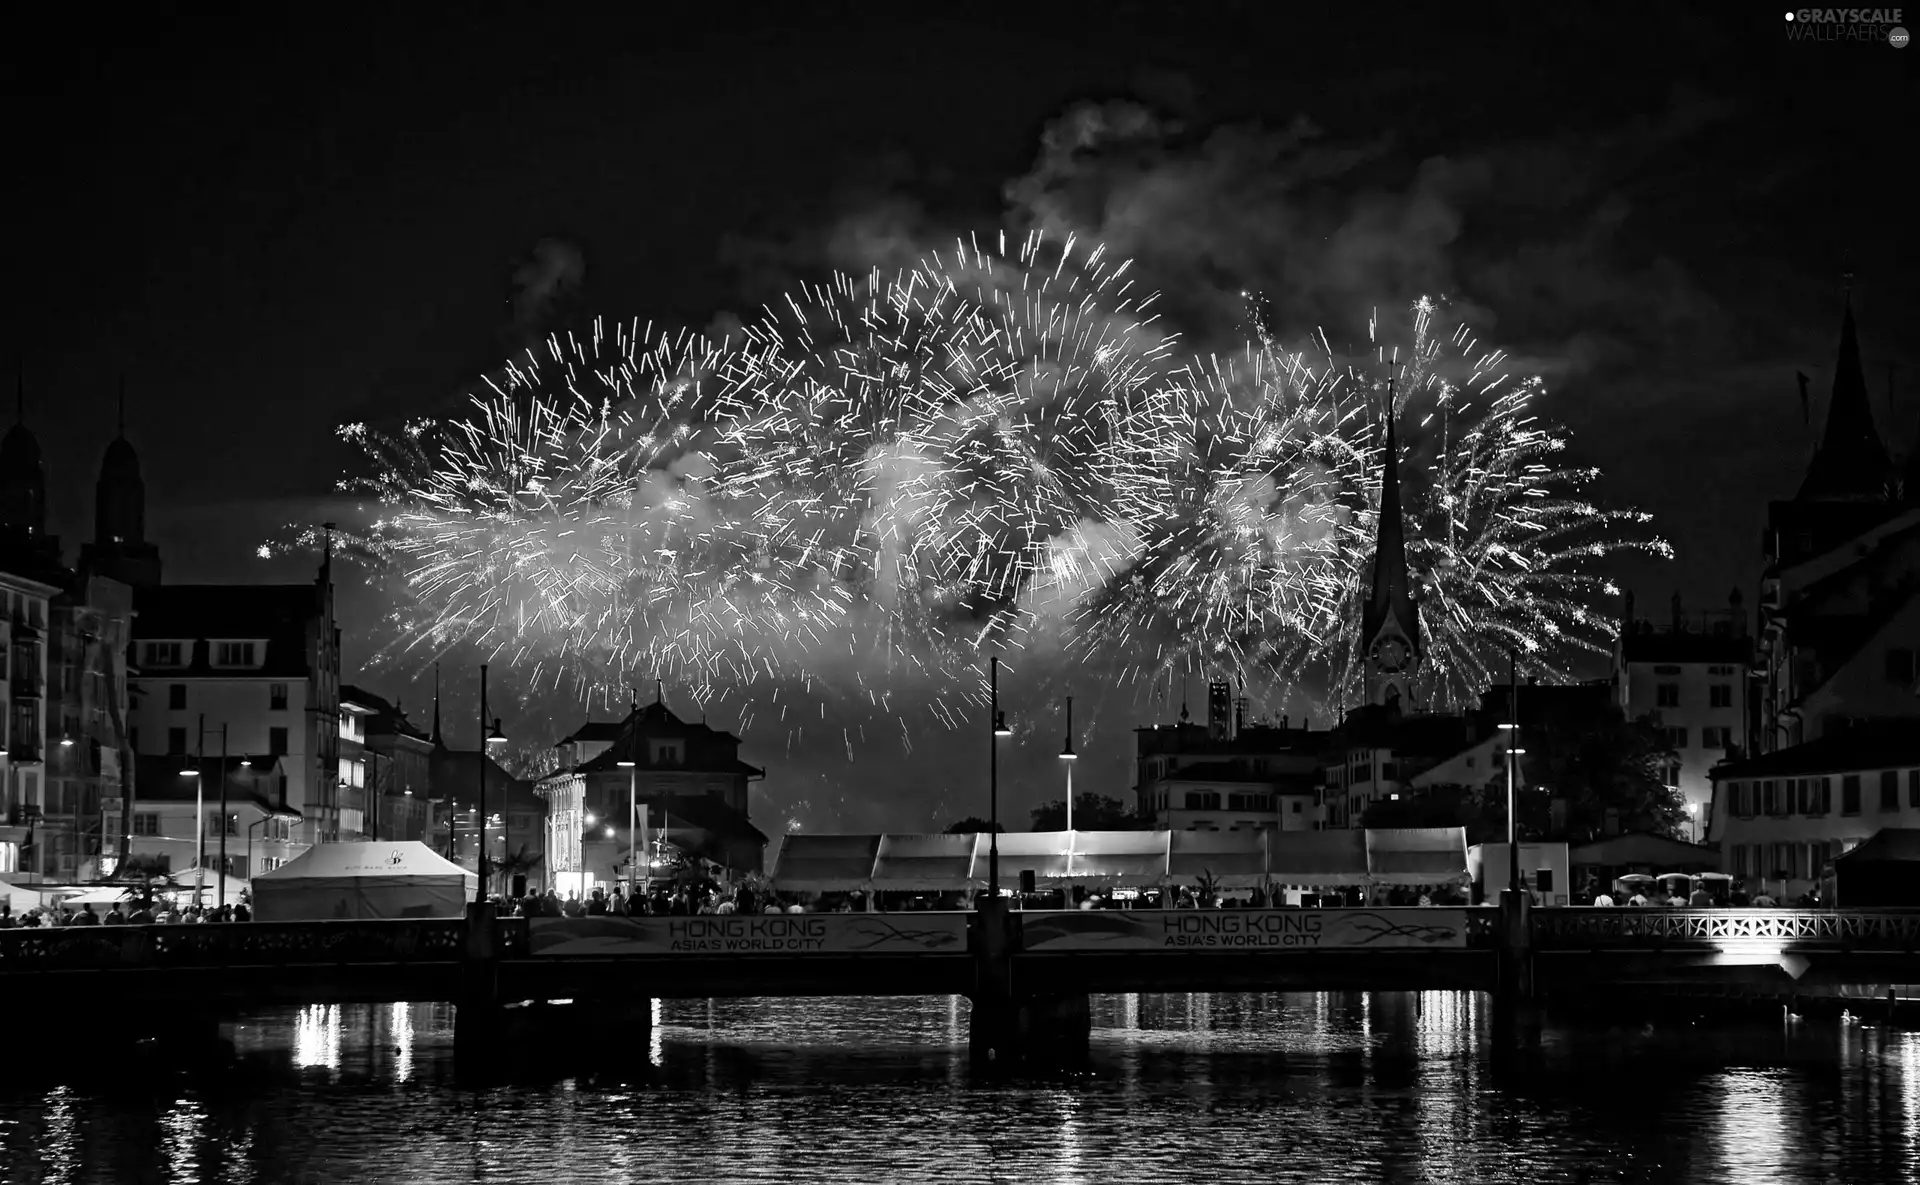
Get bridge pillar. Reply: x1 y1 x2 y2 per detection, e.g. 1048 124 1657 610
967 899 1090 1066
455 901 502 1061
1497 889 1535 1002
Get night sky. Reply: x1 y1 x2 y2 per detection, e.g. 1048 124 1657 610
10 5 1915 828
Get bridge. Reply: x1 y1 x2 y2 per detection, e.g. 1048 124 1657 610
3 904 1916 1061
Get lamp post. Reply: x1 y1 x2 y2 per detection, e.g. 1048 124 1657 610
475 664 507 902
1501 650 1523 902
1059 695 1076 901
618 758 637 896
988 656 1012 901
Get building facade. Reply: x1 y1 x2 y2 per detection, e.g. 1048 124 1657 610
343 684 436 843
1708 726 1920 901
1612 591 1753 838
127 754 303 879
0 569 57 877
126 563 341 850
1133 683 1321 831
537 694 766 893
44 576 135 879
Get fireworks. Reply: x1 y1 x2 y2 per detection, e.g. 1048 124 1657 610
316 245 1666 740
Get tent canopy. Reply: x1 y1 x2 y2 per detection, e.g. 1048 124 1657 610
770 834 882 890
250 841 476 921
1367 828 1470 886
1169 829 1267 888
1268 831 1370 886
1068 830 1168 884
1835 827 1920 864
871 834 978 891
983 831 1071 883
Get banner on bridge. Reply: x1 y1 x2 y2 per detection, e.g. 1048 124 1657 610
528 914 970 957
1021 909 1468 952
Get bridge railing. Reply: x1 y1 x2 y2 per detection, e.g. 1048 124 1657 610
1531 909 1920 951
0 917 526 971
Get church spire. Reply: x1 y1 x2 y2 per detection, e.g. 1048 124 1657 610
1363 376 1421 708
1798 293 1890 501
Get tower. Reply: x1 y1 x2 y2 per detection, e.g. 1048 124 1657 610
1363 388 1422 710
0 367 48 546
79 382 163 588
1797 294 1890 503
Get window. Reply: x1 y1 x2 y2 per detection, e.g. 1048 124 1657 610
1709 684 1733 708
1732 844 1749 878
1910 770 1920 810
651 741 682 766
1886 648 1916 686
168 684 186 711
1664 727 1688 749
270 683 288 711
1656 683 1680 708
1761 780 1778 815
1880 770 1900 811
1727 782 1745 817
133 813 159 836
1701 726 1731 749
167 727 187 755
1842 775 1861 815
1380 762 1399 782
215 641 257 666
143 642 183 667
269 727 288 756
1183 791 1220 810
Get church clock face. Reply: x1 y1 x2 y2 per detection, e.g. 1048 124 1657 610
1378 637 1409 672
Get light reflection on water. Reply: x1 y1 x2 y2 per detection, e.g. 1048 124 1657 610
0 994 1916 1184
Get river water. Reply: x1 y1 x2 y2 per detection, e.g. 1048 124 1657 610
0 993 1915 1184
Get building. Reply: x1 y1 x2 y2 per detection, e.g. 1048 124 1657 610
127 754 303 879
430 745 544 893
77 394 163 591
0 568 58 877
1611 590 1753 834
537 692 767 894
1318 400 1490 828
342 684 436 843
1758 298 1920 752
44 576 135 879
126 558 341 849
1132 682 1321 832
2 386 140 881
1708 725 1920 901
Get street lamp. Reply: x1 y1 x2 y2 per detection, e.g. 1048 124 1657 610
1502 649 1520 903
618 758 637 896
988 655 1011 902
476 662 506 902
1059 695 1076 900
180 717 234 907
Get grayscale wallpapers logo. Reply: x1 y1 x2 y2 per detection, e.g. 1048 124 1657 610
1785 8 1909 44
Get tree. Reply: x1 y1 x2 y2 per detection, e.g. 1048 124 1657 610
493 843 543 895
944 817 1004 834
1029 794 1144 831
1472 708 1685 844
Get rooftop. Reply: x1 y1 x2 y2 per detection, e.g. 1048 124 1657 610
1712 725 1920 781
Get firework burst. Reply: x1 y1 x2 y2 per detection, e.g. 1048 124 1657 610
308 253 1664 746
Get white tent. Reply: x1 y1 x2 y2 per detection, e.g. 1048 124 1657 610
250 841 478 921
0 881 50 912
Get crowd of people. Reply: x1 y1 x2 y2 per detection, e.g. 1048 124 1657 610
0 898 253 927
502 883 805 917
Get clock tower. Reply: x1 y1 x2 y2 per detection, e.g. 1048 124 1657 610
1362 398 1422 711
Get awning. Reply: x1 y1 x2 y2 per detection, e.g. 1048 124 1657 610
1066 831 1168 885
870 833 979 891
1268 831 1370 886
1366 827 1469 886
983 831 1071 884
770 834 881 890
1168 830 1267 888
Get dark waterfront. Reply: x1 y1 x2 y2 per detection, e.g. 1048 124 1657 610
0 993 1915 1184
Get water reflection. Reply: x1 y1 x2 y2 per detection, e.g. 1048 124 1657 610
0 994 1917 1183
